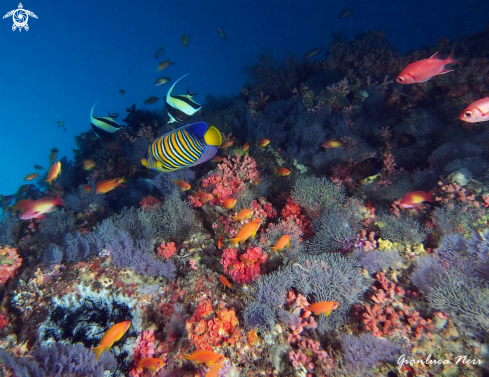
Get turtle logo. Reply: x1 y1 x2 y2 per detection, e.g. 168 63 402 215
3 3 37 32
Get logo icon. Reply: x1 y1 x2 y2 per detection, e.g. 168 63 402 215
3 3 37 32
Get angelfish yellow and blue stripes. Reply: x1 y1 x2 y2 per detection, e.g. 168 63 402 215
142 122 222 172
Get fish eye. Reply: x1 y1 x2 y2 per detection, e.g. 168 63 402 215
396 76 404 83
464 111 473 118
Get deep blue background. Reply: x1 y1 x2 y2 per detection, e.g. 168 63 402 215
1 0 488 194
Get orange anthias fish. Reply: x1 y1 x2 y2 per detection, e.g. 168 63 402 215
95 177 126 194
83 184 91 193
270 235 290 252
221 140 233 150
257 138 270 148
249 328 258 345
18 194 64 220
222 198 237 210
206 358 225 377
275 167 291 176
240 255 257 265
396 49 460 84
211 156 224 163
322 139 346 149
459 97 489 124
45 161 61 185
218 234 224 249
83 159 96 171
242 142 250 152
229 218 262 247
24 173 39 181
137 357 165 372
233 208 252 222
194 190 213 202
92 321 131 362
306 301 339 317
172 179 191 191
183 350 224 367
399 190 434 209
220 274 232 289
49 148 58 162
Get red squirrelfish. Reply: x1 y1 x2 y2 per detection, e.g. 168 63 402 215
24 173 39 181
257 138 270 148
220 274 232 289
172 179 191 191
233 208 252 222
183 350 224 367
19 194 64 220
399 190 434 209
396 49 460 84
45 161 61 185
222 198 237 210
459 97 489 124
306 301 339 317
92 321 131 362
322 139 346 149
270 235 290 252
276 167 291 176
95 177 126 194
229 218 262 246
137 357 165 372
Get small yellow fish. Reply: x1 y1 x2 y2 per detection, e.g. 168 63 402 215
92 321 131 362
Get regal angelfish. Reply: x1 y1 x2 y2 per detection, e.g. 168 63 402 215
141 122 222 172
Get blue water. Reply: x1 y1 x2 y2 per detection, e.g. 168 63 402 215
1 0 488 195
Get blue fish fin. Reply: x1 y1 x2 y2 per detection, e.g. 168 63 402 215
190 146 217 167
184 122 207 138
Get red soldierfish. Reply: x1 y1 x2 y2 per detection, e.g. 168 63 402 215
396 49 460 84
459 97 489 124
399 190 434 209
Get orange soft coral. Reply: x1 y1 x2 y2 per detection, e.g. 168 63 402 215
0 246 22 286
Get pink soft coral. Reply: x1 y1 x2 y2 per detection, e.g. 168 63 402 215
0 246 22 286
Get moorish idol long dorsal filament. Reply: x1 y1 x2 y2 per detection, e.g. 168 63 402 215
165 74 202 124
90 102 122 137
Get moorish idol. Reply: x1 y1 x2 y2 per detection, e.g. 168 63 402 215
90 102 122 137
165 74 201 124
141 121 222 172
